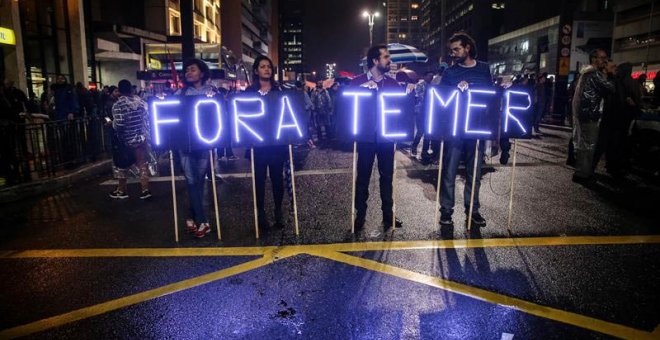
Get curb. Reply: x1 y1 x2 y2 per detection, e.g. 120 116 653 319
0 159 112 204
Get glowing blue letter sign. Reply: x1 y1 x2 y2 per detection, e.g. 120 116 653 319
503 90 532 138
379 91 410 140
151 99 181 148
194 99 223 144
425 87 460 137
276 95 303 140
232 97 265 144
465 89 496 137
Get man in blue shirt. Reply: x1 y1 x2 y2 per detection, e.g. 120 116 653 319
439 32 492 228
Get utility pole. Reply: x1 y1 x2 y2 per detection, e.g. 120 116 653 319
181 0 195 61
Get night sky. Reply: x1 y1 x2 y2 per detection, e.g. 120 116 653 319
303 0 386 76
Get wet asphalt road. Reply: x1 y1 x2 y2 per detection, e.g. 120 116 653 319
0 127 659 339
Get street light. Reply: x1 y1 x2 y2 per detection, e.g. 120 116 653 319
362 10 380 46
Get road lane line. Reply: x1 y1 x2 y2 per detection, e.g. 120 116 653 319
3 235 659 258
0 251 291 339
307 249 655 340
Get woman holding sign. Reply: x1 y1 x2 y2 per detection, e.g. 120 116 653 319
247 55 288 231
176 58 217 238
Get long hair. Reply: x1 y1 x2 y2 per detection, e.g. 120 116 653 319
250 55 277 87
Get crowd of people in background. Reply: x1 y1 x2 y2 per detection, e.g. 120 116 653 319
0 32 654 238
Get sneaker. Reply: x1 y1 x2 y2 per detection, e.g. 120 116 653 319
226 155 239 161
439 213 453 226
467 213 487 227
195 223 211 238
185 219 197 233
109 190 128 199
382 217 403 230
139 189 152 200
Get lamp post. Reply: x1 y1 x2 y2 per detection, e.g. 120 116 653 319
362 10 380 46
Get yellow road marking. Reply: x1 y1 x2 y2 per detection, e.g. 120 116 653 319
2 236 659 338
305 249 655 340
2 235 659 259
0 250 294 339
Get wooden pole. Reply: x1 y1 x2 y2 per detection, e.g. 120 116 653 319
288 144 300 236
392 142 398 228
507 139 518 232
169 150 179 242
467 140 480 231
433 140 445 225
209 150 221 240
351 141 357 233
250 148 259 239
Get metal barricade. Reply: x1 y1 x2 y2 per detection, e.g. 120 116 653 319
0 116 111 186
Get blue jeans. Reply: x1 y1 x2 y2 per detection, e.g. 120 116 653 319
179 150 210 224
440 139 485 216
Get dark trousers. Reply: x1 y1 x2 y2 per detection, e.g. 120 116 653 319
440 139 485 216
355 142 395 220
254 145 287 222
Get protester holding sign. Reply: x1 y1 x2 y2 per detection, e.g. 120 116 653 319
351 45 404 231
176 58 217 238
247 55 289 231
439 32 492 227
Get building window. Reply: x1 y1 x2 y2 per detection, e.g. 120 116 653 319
411 3 419 9
194 24 201 38
411 15 418 20
170 15 181 35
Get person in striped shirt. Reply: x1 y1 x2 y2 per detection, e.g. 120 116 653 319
110 79 151 200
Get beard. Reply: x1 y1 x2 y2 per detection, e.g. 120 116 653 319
453 55 467 64
377 63 390 73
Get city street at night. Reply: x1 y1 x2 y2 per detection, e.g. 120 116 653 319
1 0 660 338
1 127 659 338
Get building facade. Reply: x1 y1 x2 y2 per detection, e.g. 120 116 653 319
279 0 303 80
611 0 660 91
221 0 278 75
0 0 88 97
386 0 423 47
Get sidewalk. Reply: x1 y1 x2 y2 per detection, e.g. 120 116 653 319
0 159 112 204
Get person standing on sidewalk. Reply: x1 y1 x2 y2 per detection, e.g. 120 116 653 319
351 44 404 231
176 58 217 238
571 48 615 185
109 80 151 200
439 32 492 228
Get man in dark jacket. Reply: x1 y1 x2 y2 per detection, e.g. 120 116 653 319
571 49 615 183
351 44 404 231
53 75 79 120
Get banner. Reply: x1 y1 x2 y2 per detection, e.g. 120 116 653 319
335 87 415 143
150 91 308 150
336 85 534 143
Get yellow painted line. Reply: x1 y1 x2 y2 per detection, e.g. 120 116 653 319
2 235 659 260
0 250 293 339
306 249 655 340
